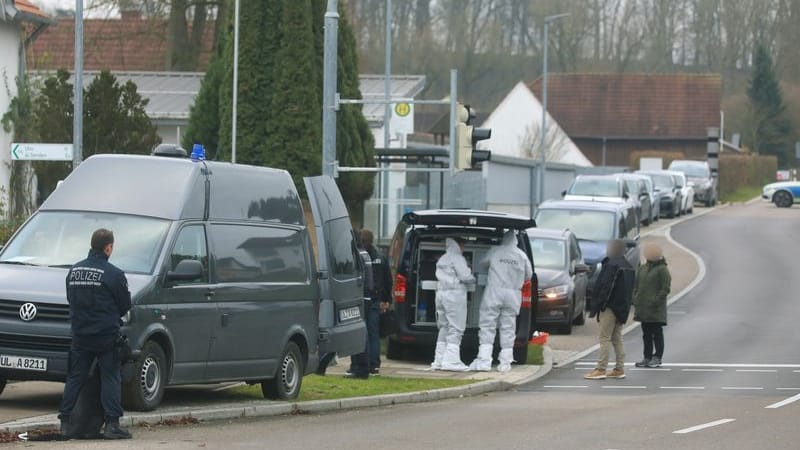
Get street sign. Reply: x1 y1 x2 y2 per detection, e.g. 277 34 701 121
11 143 74 161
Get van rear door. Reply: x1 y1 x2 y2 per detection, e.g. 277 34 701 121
304 176 367 360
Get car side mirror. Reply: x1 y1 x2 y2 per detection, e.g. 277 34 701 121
624 239 638 249
623 193 629 200
167 259 204 282
561 190 567 197
574 263 590 274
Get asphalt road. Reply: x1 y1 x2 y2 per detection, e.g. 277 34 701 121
22 200 800 449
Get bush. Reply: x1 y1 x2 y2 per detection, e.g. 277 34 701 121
0 219 22 246
629 150 687 170
718 153 777 199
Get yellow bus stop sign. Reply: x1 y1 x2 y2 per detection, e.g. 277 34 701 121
394 102 411 117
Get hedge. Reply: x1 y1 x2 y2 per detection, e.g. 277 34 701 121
718 153 777 199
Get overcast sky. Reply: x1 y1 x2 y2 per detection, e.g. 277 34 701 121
31 0 118 18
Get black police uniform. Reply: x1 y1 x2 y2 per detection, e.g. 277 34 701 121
364 244 393 371
59 249 131 426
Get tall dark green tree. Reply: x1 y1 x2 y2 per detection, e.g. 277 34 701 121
747 44 794 166
188 1 374 212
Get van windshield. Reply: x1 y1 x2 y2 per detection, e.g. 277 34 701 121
535 209 615 242
0 212 170 274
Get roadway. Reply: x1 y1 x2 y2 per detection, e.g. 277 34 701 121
25 200 800 449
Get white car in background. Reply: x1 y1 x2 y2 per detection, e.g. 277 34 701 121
664 170 694 214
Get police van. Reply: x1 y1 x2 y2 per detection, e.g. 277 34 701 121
0 151 366 410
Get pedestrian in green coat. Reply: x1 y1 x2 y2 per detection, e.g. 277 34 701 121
633 243 671 368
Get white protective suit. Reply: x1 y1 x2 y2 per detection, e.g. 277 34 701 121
431 238 475 371
470 231 533 372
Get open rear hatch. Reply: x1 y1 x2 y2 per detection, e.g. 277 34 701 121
402 210 535 230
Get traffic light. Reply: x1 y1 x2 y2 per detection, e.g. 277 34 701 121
454 103 492 171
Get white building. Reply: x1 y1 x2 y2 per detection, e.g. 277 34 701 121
0 0 50 215
481 81 592 167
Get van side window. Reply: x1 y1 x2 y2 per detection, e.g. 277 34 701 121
171 225 209 283
324 218 358 279
211 224 308 284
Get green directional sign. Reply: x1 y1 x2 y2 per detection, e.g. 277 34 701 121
10 143 73 161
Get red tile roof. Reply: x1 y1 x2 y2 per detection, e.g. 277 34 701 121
27 17 214 71
13 0 49 20
529 74 721 139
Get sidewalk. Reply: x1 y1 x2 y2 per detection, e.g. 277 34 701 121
1 353 552 435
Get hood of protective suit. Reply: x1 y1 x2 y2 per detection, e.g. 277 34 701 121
444 237 462 255
502 231 517 247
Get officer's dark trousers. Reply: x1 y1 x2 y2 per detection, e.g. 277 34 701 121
59 335 123 421
350 301 381 376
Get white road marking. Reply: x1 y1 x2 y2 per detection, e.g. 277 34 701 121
660 386 705 390
736 369 777 373
722 387 764 390
673 418 736 435
630 368 672 372
682 368 723 372
577 362 800 369
543 385 588 389
793 370 800 373
668 310 687 315
776 388 800 391
766 393 800 409
602 385 647 389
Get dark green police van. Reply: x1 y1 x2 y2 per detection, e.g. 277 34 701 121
0 153 366 410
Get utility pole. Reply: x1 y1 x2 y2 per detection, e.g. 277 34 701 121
537 13 569 206
72 0 83 169
322 0 339 177
383 0 392 152
231 0 240 163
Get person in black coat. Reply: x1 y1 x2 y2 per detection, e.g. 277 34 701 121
584 240 635 380
59 229 132 440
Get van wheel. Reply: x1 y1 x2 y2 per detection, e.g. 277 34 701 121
123 341 167 411
386 339 404 360
513 342 529 365
0 377 6 396
262 342 303 400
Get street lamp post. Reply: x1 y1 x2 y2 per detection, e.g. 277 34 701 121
537 13 569 206
73 0 83 169
231 0 240 163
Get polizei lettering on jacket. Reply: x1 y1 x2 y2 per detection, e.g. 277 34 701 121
498 258 519 266
68 267 105 286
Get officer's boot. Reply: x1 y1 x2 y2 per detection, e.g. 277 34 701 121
440 343 469 372
59 415 73 440
103 418 132 440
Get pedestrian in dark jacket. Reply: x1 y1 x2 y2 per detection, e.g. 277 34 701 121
585 240 635 380
634 243 671 368
59 229 132 440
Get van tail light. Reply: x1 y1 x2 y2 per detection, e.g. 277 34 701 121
521 280 533 309
393 274 407 303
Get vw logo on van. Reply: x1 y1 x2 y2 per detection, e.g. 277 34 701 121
19 303 38 322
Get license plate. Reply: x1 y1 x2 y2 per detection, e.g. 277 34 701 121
0 354 48 372
338 306 361 322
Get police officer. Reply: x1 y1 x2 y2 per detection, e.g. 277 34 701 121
359 229 392 374
59 229 132 440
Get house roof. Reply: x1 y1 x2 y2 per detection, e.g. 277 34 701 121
27 17 214 71
528 74 721 140
359 74 427 123
1 0 50 24
29 71 424 124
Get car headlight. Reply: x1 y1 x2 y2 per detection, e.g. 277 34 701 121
542 285 569 299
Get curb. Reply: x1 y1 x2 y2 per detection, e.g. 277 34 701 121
1 356 553 434
555 204 723 368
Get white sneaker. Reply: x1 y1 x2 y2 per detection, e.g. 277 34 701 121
497 363 512 373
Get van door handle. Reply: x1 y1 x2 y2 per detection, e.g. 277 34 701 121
206 289 215 299
221 313 230 327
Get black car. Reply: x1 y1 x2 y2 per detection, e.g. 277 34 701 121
526 228 589 335
386 210 538 364
637 171 683 218
534 200 640 305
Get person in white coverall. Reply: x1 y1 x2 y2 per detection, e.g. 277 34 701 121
470 231 533 373
431 238 475 371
